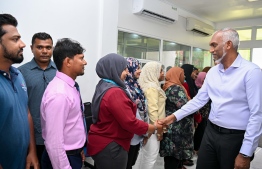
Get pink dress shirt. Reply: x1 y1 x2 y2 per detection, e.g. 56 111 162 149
41 71 86 169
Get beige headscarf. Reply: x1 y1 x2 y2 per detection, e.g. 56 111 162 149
138 61 166 98
162 67 191 100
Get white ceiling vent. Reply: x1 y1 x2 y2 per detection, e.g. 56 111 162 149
133 0 178 24
186 17 214 36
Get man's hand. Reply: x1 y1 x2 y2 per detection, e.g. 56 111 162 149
158 114 176 126
234 153 250 169
26 151 39 169
156 133 163 141
81 150 86 162
143 136 149 146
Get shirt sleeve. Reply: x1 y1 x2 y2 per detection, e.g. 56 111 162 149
240 68 262 156
106 88 148 135
174 77 210 121
42 93 72 169
144 88 160 124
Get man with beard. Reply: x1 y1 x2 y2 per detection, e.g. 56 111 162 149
0 14 39 169
19 32 57 167
40 38 87 169
159 28 262 169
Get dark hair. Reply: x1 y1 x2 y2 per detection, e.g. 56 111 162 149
193 66 198 71
31 32 53 45
53 38 85 71
0 14 18 40
202 66 211 73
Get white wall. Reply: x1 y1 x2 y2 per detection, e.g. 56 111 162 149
1 0 119 102
1 0 214 101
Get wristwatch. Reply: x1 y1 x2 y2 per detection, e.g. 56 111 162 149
240 153 250 158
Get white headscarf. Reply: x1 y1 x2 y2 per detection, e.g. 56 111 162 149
138 61 166 98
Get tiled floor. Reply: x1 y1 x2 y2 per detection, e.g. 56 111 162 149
83 147 262 169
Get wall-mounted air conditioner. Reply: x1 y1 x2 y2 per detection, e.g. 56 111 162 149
186 17 214 36
132 0 178 24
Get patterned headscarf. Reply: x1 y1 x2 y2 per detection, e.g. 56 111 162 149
125 57 147 122
138 61 166 99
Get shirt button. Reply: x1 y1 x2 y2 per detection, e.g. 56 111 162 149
3 73 6 76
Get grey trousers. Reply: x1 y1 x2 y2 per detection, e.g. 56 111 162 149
92 142 128 169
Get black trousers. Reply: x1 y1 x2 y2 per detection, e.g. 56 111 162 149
37 145 45 169
196 121 246 169
29 145 45 169
92 142 128 169
126 144 140 169
194 117 207 151
164 156 183 169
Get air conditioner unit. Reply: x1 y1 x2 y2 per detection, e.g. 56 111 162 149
133 0 178 24
186 17 214 36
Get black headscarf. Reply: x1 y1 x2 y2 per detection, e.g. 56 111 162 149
181 64 196 98
91 53 129 123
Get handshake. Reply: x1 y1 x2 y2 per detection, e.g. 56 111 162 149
148 114 177 141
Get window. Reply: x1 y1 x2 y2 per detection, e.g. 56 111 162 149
238 49 251 61
237 29 252 41
162 41 190 68
256 28 262 40
252 48 262 68
192 47 212 71
117 31 160 61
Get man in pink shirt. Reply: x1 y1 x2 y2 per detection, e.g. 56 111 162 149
40 38 87 169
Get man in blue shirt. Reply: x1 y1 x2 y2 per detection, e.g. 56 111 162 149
19 32 57 167
159 28 262 169
0 14 39 169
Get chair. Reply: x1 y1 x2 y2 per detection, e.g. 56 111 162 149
83 102 96 169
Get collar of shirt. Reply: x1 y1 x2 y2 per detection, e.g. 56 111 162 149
56 71 75 88
29 58 56 70
0 66 19 82
218 53 242 73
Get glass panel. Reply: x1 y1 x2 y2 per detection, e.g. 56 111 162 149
252 48 262 68
124 46 146 59
237 29 252 41
256 28 262 40
118 31 124 44
238 49 250 61
162 40 190 68
146 37 160 49
146 48 159 61
117 45 123 55
125 33 146 47
117 31 160 60
192 47 212 71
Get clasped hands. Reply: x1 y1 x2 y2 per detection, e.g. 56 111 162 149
153 120 167 141
155 114 176 141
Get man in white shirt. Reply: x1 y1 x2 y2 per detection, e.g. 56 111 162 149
159 28 262 169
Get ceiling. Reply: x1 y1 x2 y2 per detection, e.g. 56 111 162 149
166 0 262 23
